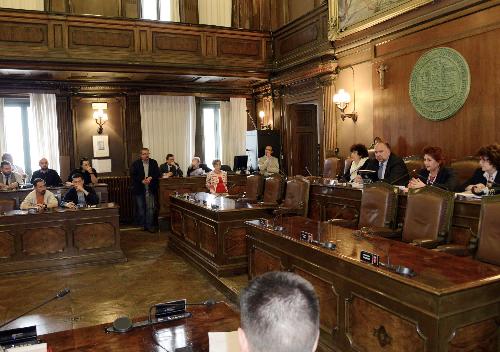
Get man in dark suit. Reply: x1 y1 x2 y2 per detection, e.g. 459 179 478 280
130 148 160 232
356 140 409 186
160 153 183 177
31 158 63 187
62 173 99 208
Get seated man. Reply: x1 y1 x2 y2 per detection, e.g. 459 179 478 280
238 272 320 352
62 173 99 208
20 178 58 210
0 160 23 190
356 140 409 186
187 157 211 176
160 153 183 177
67 158 98 185
1 153 26 178
31 158 63 187
258 146 279 176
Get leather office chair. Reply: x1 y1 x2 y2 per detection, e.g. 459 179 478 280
236 174 263 202
277 176 310 217
323 157 340 178
261 175 283 204
0 199 16 213
435 195 500 266
403 155 424 173
328 182 398 233
450 156 479 189
401 186 454 248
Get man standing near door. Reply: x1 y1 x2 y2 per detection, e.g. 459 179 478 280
130 148 160 232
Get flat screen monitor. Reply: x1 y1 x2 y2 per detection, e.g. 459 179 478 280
233 155 248 172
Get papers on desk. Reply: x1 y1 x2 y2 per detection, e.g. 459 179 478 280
4 343 47 352
455 192 482 200
209 331 240 352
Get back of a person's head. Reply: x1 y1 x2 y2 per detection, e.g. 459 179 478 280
240 271 319 352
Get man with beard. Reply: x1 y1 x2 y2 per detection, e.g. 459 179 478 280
0 160 23 190
30 158 63 187
20 178 59 210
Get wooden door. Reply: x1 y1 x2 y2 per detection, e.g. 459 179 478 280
287 104 318 176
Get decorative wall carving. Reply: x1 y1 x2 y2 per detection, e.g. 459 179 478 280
0 23 46 44
69 27 134 49
153 33 201 53
217 38 261 58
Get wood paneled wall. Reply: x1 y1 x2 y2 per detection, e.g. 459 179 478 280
372 5 499 160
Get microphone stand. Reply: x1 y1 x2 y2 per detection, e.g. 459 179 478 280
0 288 70 330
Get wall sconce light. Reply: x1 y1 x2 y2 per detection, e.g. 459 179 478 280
258 110 272 130
92 102 108 134
333 89 358 122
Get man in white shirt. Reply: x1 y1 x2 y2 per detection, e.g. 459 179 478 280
20 178 59 210
1 153 25 178
0 161 23 190
258 146 279 176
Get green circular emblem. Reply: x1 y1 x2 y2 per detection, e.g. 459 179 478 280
409 47 470 121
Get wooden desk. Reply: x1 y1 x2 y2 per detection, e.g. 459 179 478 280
0 203 125 275
169 192 273 277
246 217 500 352
0 184 109 208
41 303 239 352
159 175 247 218
308 184 481 245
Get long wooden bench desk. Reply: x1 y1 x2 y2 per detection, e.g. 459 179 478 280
0 203 125 275
246 216 500 352
169 192 274 277
41 303 239 351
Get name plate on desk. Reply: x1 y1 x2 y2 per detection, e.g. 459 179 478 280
360 250 380 266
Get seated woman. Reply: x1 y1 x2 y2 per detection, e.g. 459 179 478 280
187 157 212 176
67 158 98 185
408 146 457 191
206 159 228 194
459 143 500 194
344 144 369 182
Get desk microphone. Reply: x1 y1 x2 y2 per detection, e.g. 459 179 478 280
304 166 313 176
0 288 70 330
389 169 414 185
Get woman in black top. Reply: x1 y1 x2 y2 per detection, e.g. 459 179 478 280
67 158 98 185
408 146 457 191
459 143 500 193
343 144 370 182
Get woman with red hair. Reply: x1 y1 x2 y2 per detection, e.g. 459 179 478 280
408 146 457 191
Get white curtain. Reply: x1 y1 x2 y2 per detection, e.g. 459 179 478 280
165 0 180 22
0 0 44 10
140 95 196 171
198 0 231 27
0 98 6 156
220 98 247 167
29 94 60 173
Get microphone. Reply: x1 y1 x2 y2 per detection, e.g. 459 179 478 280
389 169 414 185
304 166 313 176
0 288 71 330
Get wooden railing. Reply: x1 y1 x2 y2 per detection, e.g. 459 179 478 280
99 176 134 223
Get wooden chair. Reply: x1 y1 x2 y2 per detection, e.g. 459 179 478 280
328 182 398 234
277 176 310 217
261 175 283 204
450 156 479 189
403 155 423 173
323 157 340 178
401 186 455 248
0 199 16 213
435 195 500 266
236 174 263 202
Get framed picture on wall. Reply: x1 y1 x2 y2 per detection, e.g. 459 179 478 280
92 135 109 158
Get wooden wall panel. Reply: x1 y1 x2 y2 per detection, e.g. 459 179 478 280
125 94 143 167
179 0 199 24
372 7 499 160
56 95 75 170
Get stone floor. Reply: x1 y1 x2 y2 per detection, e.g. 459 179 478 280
0 229 229 335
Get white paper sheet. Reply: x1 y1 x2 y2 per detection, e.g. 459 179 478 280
91 158 112 173
209 331 240 352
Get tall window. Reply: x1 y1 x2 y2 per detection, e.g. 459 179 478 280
202 102 222 165
141 0 176 21
3 100 41 176
0 0 44 11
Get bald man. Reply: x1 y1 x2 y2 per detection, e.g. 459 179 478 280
30 158 62 187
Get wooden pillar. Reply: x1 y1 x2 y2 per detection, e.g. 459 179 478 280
321 75 337 156
125 94 143 167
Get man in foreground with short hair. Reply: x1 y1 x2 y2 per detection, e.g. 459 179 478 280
0 160 23 190
30 158 63 187
238 271 320 352
62 173 99 208
20 178 58 210
356 140 409 185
